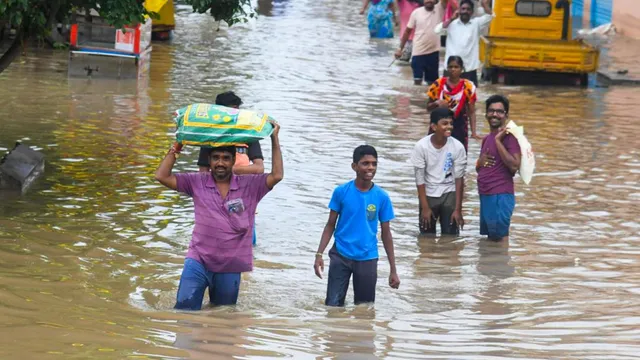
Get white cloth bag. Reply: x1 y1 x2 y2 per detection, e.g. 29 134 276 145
505 120 535 185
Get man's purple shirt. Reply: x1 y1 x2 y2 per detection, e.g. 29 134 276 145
175 173 270 273
477 133 521 195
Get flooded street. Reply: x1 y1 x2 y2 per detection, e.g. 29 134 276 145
1 0 640 358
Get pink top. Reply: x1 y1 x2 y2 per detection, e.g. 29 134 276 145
175 173 270 273
398 0 421 40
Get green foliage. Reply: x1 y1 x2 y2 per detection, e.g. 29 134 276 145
83 0 150 29
185 0 255 26
52 41 69 49
0 0 254 40
0 0 150 38
0 0 48 36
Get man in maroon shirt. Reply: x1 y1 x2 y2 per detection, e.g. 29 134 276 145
476 95 521 242
197 92 265 246
154 122 283 310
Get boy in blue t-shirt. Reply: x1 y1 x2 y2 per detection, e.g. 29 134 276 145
314 145 401 306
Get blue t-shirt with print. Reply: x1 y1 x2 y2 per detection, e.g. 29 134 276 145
329 180 395 261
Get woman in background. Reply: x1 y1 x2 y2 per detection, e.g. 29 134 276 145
361 0 398 38
427 56 480 153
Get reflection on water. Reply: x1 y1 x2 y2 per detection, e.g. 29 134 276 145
257 0 291 17
1 0 640 358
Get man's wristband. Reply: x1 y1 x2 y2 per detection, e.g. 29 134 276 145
315 252 323 257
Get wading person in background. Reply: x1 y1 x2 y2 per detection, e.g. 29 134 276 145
395 0 456 86
396 0 423 61
477 95 521 242
427 56 480 153
155 122 283 310
410 108 467 235
314 145 400 307
360 0 399 39
435 0 494 86
198 92 265 246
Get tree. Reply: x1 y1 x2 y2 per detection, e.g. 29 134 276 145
186 0 254 26
0 1 150 40
0 0 253 73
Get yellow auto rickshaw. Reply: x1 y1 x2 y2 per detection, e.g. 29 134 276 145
480 0 599 86
145 0 175 40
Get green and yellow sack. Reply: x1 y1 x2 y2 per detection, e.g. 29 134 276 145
174 104 274 147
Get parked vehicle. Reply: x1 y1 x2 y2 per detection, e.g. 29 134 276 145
68 10 152 79
480 0 599 86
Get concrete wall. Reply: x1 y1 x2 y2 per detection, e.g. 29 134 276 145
575 0 640 39
612 0 640 39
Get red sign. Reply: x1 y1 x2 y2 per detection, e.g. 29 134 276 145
115 29 135 52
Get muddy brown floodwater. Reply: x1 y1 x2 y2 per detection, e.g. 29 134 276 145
1 1 639 359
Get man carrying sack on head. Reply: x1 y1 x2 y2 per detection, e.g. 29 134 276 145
155 115 283 310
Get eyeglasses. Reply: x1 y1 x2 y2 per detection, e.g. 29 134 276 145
487 109 506 115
